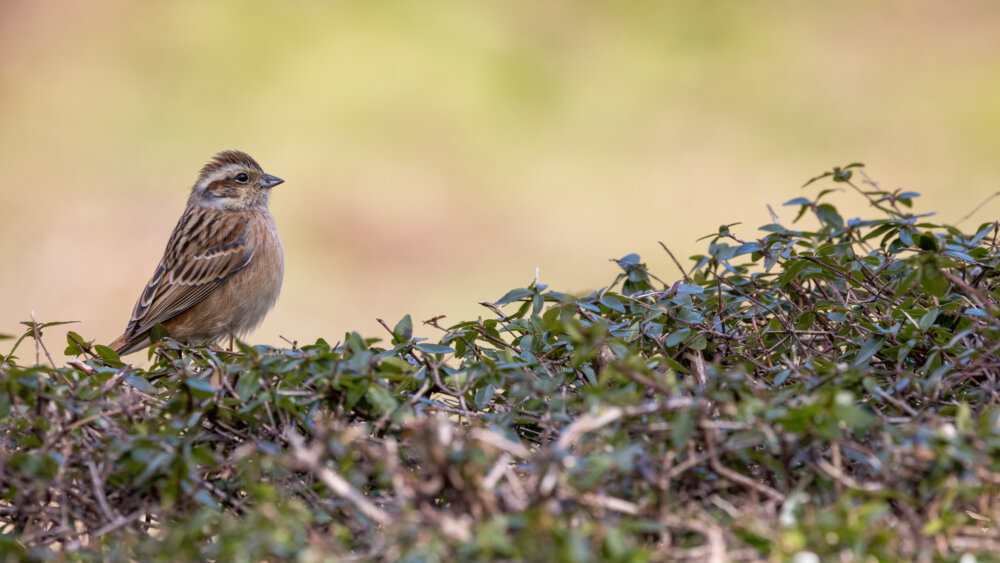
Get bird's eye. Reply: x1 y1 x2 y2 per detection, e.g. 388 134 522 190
235 172 250 183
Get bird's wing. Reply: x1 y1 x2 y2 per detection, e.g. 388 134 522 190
119 206 253 345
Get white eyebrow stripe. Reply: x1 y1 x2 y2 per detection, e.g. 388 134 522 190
194 164 247 191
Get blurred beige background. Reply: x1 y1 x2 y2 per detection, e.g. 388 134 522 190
2 1 999 356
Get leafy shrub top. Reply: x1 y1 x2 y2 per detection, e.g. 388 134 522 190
2 164 1000 561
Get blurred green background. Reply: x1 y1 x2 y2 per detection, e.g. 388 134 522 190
2 1 999 355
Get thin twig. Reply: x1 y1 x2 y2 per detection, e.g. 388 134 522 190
705 423 786 502
30 311 57 369
658 241 692 282
957 192 1000 225
87 461 118 523
286 431 393 526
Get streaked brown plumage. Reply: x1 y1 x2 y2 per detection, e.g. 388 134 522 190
109 150 284 355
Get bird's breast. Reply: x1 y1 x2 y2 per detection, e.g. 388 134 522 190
220 209 284 336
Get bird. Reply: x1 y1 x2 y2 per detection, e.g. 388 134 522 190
109 150 285 355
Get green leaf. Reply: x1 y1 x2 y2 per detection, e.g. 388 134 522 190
833 391 876 430
415 343 454 355
955 402 973 433
365 385 398 415
665 328 691 347
190 488 218 509
19 320 79 330
674 283 704 295
795 312 815 330
392 314 413 344
618 253 640 265
920 262 949 297
671 410 695 448
94 345 124 367
236 371 261 401
816 204 844 230
347 331 368 354
495 288 532 305
65 331 84 355
599 294 626 313
532 293 545 315
917 233 938 251
918 309 939 332
474 385 495 409
784 197 812 206
150 323 169 344
802 171 832 188
184 377 216 398
688 334 708 351
125 375 157 394
852 337 884 367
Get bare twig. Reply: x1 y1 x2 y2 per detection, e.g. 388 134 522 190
30 311 57 369
661 513 727 563
705 424 785 502
659 241 692 282
87 461 118 524
957 192 1000 225
578 492 639 515
286 431 393 526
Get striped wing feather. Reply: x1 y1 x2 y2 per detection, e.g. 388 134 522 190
118 206 253 349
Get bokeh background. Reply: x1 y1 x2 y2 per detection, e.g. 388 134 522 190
2 1 999 357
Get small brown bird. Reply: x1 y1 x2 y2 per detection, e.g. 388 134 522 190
109 150 285 355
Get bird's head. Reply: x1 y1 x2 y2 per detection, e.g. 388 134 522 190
190 150 283 210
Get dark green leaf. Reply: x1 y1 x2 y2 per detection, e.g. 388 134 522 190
784 197 812 206
150 323 169 344
599 294 626 313
184 377 216 398
665 328 691 347
918 309 939 332
852 337 884 367
415 343 455 355
393 314 413 344
671 410 695 448
495 288 532 305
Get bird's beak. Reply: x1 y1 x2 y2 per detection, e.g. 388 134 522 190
260 174 284 188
